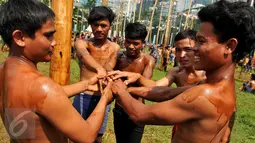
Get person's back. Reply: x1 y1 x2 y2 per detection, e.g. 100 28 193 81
172 70 236 142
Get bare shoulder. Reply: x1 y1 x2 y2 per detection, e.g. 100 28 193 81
25 73 66 109
144 54 155 64
109 41 120 51
74 39 89 49
166 67 180 76
178 84 224 117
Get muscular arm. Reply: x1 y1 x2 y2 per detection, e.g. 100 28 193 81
75 40 104 72
126 67 181 101
142 55 155 79
128 85 193 102
32 77 109 143
114 82 205 125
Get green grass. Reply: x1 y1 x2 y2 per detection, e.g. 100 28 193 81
0 51 255 143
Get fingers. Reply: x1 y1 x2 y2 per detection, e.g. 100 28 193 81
99 79 104 94
107 70 121 76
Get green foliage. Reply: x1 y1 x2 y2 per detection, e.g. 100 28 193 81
81 0 97 12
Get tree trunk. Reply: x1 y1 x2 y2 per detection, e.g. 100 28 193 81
184 0 192 30
138 0 143 22
148 0 158 43
156 3 164 45
50 0 73 85
163 0 173 48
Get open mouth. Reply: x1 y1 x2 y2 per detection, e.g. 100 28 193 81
194 56 200 62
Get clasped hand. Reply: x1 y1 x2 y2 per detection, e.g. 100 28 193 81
90 70 141 103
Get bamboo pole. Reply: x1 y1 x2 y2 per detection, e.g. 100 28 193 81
138 0 143 22
190 15 195 29
156 3 164 45
163 0 173 48
148 0 158 43
50 0 73 85
184 0 192 30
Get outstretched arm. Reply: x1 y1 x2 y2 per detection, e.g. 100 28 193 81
128 85 193 102
33 77 113 143
112 80 205 125
62 75 99 97
75 40 106 77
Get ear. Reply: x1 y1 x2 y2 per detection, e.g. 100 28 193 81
225 38 238 55
12 30 25 47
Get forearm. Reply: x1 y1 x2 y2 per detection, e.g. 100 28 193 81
62 80 88 97
116 90 149 124
144 86 193 102
127 87 153 99
104 63 114 72
83 54 104 72
138 76 156 87
86 96 108 137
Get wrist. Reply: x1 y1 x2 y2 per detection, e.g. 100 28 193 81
96 67 104 71
116 88 128 96
82 80 89 90
100 95 108 106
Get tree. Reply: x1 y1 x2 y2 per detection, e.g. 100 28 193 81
0 0 7 5
81 0 97 12
40 0 51 7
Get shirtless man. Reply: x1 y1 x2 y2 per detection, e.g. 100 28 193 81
239 73 255 93
72 6 120 143
162 45 171 71
109 1 255 142
0 0 113 142
113 23 155 143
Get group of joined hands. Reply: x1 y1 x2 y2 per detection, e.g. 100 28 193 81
85 70 141 104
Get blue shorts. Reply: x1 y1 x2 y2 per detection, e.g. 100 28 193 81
72 93 111 134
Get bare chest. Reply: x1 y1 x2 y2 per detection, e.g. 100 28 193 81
175 72 204 87
117 57 146 74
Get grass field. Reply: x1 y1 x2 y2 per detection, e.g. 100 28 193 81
0 51 255 143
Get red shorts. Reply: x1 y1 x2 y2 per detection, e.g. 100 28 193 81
172 124 178 138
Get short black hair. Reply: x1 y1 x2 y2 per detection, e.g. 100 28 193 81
88 6 115 25
174 29 197 42
0 0 55 47
125 22 148 42
251 74 255 80
198 0 255 62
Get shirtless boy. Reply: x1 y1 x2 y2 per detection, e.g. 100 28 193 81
0 0 113 142
113 23 155 143
110 1 255 142
72 6 120 143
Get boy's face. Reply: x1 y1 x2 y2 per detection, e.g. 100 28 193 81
24 19 56 62
91 19 111 40
124 39 143 58
175 38 196 68
195 22 227 71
